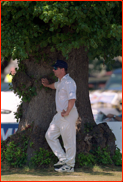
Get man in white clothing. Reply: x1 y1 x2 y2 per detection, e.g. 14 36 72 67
41 60 78 172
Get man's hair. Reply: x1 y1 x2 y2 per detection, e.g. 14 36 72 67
60 67 67 73
65 68 68 73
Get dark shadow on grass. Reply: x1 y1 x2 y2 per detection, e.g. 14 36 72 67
1 165 122 177
1 161 122 178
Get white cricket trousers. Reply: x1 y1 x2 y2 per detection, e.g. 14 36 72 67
45 107 78 167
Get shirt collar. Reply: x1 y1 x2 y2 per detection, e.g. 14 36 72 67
58 74 69 82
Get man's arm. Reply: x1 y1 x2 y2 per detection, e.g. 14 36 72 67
61 99 76 117
41 78 55 89
107 114 122 121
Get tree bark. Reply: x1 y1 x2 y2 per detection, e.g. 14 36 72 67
67 47 95 132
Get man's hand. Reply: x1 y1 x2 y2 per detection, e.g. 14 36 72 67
41 78 49 87
61 110 69 117
106 113 122 121
41 78 55 89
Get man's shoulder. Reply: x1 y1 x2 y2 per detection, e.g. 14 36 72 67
67 75 75 81
65 75 76 85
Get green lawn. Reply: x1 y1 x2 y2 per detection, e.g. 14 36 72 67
1 163 122 181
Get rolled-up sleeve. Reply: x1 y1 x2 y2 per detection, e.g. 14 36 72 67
66 80 76 100
54 82 59 89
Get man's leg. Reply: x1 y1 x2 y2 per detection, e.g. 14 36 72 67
60 108 78 167
45 113 66 161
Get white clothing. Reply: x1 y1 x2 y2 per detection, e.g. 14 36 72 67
54 74 76 112
45 107 78 167
45 73 78 167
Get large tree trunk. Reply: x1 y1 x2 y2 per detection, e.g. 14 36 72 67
67 47 95 131
11 46 116 162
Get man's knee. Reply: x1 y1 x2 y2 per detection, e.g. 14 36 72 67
45 130 53 142
45 130 57 142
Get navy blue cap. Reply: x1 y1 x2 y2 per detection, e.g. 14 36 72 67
52 60 68 69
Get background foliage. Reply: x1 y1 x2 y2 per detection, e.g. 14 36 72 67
1 1 122 65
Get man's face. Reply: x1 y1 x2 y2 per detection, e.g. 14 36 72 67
53 67 63 78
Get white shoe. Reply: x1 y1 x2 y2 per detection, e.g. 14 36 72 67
55 165 74 173
54 160 66 167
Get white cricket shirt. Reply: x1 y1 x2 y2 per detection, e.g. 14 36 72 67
54 74 77 112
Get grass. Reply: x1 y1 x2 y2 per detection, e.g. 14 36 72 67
1 162 122 181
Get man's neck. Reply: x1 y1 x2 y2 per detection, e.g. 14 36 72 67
59 73 67 81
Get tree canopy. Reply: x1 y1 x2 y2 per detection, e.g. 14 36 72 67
1 1 122 65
